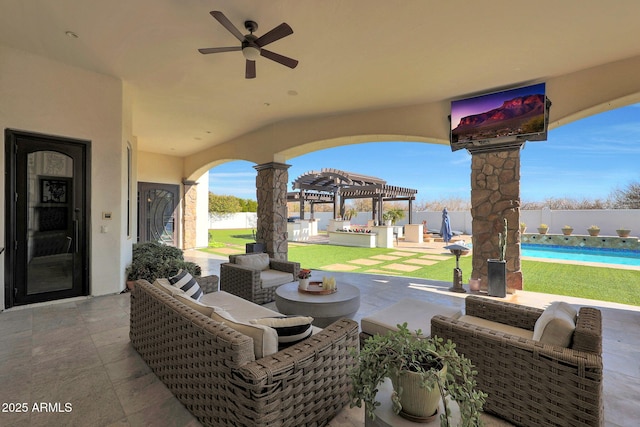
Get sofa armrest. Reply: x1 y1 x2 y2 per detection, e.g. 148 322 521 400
197 274 219 294
465 295 543 330
573 307 602 354
269 259 300 277
233 318 359 426
220 262 262 300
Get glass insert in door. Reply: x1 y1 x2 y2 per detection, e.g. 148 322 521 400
146 189 176 245
26 151 74 294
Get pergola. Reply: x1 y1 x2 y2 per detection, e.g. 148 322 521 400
287 168 418 224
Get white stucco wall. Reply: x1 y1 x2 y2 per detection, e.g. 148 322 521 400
0 45 127 306
196 172 210 248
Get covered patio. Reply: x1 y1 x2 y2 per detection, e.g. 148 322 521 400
2 250 636 426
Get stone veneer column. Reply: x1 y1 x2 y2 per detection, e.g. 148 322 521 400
470 149 523 293
254 162 290 260
182 180 198 250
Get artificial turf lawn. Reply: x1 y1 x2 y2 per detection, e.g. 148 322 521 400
203 228 640 306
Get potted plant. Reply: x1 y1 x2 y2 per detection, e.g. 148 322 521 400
587 225 601 236
537 224 549 235
519 222 527 234
343 208 358 221
297 268 312 290
125 242 200 290
383 208 405 226
487 218 508 297
350 323 486 426
561 225 573 236
616 228 631 238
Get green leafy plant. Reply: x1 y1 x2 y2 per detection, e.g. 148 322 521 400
588 225 600 231
350 323 486 427
343 208 358 221
126 242 200 282
382 208 405 225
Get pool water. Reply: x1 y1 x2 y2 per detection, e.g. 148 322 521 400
521 244 640 267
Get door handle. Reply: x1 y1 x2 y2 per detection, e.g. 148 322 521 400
74 220 79 253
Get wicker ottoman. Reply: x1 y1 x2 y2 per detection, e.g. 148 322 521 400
359 299 462 345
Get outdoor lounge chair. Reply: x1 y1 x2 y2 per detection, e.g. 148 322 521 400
220 253 300 304
431 296 603 427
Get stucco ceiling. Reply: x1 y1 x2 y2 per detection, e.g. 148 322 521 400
2 0 640 157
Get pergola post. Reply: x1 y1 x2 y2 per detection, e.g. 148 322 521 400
408 199 413 224
299 189 305 219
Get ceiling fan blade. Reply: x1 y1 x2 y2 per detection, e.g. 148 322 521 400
245 60 256 79
255 23 293 47
260 49 299 69
211 10 245 42
198 46 241 54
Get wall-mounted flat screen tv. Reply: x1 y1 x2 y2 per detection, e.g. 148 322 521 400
450 82 550 153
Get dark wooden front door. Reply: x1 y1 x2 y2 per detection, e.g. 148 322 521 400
5 130 90 308
137 182 179 245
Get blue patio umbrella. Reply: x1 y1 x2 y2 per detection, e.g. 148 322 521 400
440 208 453 243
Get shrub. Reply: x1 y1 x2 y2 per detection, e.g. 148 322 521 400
126 242 200 282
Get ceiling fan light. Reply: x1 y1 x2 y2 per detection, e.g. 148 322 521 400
242 46 260 61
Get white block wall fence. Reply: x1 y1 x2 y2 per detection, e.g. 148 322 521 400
209 209 640 238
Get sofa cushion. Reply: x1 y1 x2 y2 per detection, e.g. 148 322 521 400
236 253 270 271
169 269 203 301
153 278 186 297
457 315 534 340
261 269 294 288
174 294 214 317
200 291 282 321
532 302 577 347
210 308 279 358
250 316 314 348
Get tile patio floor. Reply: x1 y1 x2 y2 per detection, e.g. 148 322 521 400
1 248 638 426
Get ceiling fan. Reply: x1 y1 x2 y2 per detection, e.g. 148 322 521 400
198 10 298 79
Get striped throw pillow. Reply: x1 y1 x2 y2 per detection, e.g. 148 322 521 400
250 316 314 349
169 269 203 301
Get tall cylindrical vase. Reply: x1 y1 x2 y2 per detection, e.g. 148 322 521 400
487 259 507 297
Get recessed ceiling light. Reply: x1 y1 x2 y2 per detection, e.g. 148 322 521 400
65 31 79 39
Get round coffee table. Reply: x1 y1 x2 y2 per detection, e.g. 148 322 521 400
275 281 361 327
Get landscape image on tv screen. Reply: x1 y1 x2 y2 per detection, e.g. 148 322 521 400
451 83 546 146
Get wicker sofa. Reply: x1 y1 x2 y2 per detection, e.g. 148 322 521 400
220 253 300 304
130 278 358 427
431 296 603 427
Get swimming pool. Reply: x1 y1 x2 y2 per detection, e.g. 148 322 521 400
521 244 640 267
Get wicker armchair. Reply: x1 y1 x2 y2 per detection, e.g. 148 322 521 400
220 253 300 304
431 296 603 427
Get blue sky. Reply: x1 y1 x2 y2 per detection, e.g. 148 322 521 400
209 103 640 203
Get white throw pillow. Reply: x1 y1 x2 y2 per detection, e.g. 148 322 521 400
174 294 214 317
153 278 186 297
236 253 270 271
210 308 278 359
169 269 203 301
532 302 577 347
